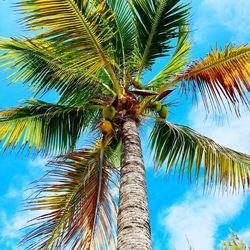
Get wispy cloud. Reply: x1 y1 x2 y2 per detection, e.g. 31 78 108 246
0 211 30 241
29 157 49 169
192 0 250 44
0 176 49 249
4 185 19 199
188 99 250 154
0 157 50 249
0 183 32 248
239 228 250 244
0 209 47 249
160 191 247 250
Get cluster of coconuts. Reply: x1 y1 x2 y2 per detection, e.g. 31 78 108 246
99 101 167 134
99 105 116 135
151 101 168 119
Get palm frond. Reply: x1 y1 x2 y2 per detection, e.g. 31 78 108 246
21 143 119 250
0 99 97 154
146 24 190 90
130 0 190 80
17 0 121 95
220 231 248 249
150 120 250 192
107 0 135 83
108 135 122 168
0 38 102 101
178 44 250 115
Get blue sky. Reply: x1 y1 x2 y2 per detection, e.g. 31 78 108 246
0 0 249 249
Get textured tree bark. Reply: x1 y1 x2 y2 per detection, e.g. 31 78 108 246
117 118 152 250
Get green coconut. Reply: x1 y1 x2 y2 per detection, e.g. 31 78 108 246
102 106 116 121
151 101 162 112
159 105 168 119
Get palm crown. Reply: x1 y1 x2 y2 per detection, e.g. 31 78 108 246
0 0 249 249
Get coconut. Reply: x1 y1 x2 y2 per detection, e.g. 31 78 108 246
151 101 162 112
102 106 116 121
100 120 113 135
159 105 168 119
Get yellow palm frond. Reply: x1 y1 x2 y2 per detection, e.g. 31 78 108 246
17 0 121 95
21 143 119 250
0 99 97 154
178 44 250 114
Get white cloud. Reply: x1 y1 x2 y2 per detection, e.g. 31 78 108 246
239 228 250 244
161 190 248 250
0 157 50 249
4 185 19 199
0 211 30 240
188 99 250 154
0 209 50 249
0 210 35 249
29 157 48 169
193 0 250 44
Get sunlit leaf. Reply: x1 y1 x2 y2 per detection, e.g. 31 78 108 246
150 120 250 192
0 99 97 154
147 24 190 90
0 38 102 102
178 44 250 115
17 0 121 95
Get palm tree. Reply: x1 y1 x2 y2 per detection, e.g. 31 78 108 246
0 0 249 249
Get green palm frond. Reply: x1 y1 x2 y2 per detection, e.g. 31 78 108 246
0 99 97 153
146 24 190 90
150 121 250 191
17 0 122 95
21 143 119 250
130 0 190 80
108 135 122 168
178 44 250 115
0 38 102 101
107 0 135 82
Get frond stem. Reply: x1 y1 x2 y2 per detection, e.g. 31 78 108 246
135 0 166 81
137 79 179 114
67 0 122 97
105 64 123 97
90 138 105 248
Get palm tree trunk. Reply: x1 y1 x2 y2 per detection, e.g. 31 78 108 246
117 118 152 250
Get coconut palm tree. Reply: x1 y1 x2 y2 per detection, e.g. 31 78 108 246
0 0 249 249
